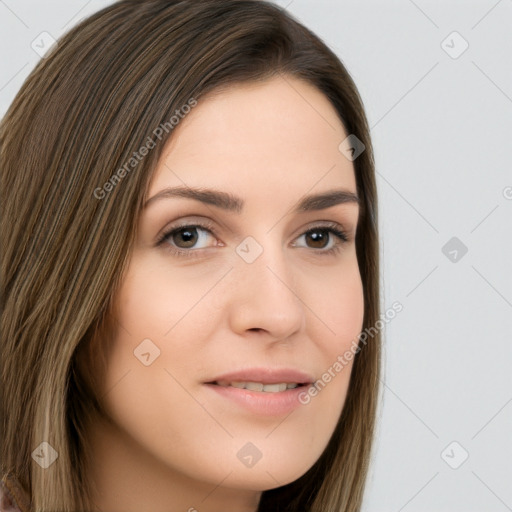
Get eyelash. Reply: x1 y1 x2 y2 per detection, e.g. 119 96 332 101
156 220 350 259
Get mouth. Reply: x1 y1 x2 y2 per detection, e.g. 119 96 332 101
203 367 315 415
204 379 313 415
208 380 310 393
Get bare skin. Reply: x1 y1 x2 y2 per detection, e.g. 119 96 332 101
85 74 364 512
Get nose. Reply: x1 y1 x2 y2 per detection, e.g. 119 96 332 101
226 239 305 342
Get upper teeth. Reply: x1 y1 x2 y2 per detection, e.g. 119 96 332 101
216 381 300 392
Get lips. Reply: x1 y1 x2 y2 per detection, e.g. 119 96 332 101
206 382 309 413
206 367 315 390
203 367 316 414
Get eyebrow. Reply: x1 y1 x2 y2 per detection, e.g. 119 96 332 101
144 186 360 213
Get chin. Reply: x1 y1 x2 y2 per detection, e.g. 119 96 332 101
209 450 319 491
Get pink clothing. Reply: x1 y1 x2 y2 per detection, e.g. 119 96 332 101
0 474 30 512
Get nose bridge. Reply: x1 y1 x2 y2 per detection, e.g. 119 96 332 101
227 232 305 337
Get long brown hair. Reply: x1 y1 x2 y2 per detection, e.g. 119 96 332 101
0 1 381 510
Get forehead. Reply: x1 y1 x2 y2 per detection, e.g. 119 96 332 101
150 75 356 199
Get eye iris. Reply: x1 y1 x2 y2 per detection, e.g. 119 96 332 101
306 229 329 249
173 227 198 248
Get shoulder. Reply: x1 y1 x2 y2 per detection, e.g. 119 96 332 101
0 474 31 512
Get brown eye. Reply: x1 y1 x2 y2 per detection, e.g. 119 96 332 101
305 229 330 249
170 227 199 248
293 224 348 255
157 222 219 256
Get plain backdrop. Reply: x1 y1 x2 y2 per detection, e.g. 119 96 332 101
1 1 511 511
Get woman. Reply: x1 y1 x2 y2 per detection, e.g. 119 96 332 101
0 1 381 510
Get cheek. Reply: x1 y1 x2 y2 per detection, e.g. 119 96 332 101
295 257 364 437
305 256 365 356
115 255 227 340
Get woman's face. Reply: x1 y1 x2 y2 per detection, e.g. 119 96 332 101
88 75 364 510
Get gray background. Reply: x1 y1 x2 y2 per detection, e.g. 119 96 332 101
1 1 511 510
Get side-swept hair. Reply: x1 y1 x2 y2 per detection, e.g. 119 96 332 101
1 1 380 510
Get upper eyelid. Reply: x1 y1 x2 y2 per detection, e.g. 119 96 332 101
157 216 232 242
